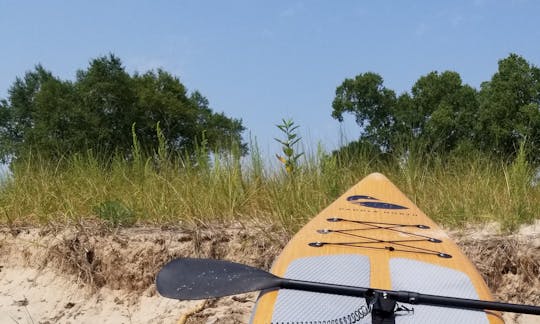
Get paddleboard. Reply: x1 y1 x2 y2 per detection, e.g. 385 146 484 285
250 172 503 323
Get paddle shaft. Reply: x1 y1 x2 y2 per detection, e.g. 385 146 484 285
280 278 540 315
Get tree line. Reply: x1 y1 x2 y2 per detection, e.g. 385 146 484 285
0 54 245 164
1 53 539 166
332 54 540 163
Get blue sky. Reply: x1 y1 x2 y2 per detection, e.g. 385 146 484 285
1 0 540 161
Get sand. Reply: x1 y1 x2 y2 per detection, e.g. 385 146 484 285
0 221 538 324
0 267 196 324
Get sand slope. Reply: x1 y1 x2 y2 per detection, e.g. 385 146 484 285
0 221 537 324
0 267 195 324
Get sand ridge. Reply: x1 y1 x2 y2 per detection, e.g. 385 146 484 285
0 221 538 323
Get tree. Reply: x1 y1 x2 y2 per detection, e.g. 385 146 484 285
405 71 479 153
74 54 138 155
0 54 246 163
331 72 397 150
477 54 540 161
331 71 479 155
0 65 75 161
27 76 79 155
332 54 540 162
0 99 11 160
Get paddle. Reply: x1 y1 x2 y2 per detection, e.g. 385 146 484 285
156 258 540 315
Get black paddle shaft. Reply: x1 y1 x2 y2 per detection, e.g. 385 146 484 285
156 258 540 316
281 279 540 315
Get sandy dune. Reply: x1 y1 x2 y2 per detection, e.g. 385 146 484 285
0 221 538 324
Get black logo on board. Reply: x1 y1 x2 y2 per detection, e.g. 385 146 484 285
347 195 408 210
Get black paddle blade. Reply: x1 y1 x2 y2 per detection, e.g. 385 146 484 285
156 258 282 300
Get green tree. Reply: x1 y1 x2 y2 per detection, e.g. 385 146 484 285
332 72 397 150
74 54 138 155
331 71 479 155
477 54 540 161
405 71 479 153
0 54 246 163
332 55 540 162
0 65 77 161
28 77 79 155
0 99 11 160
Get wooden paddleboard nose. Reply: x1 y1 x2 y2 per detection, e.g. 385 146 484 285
250 173 503 324
366 172 388 180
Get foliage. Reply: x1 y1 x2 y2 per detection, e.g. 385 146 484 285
332 54 540 163
274 119 304 174
477 54 540 162
0 54 245 164
332 72 396 150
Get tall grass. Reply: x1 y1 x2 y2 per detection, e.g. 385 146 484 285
0 140 538 232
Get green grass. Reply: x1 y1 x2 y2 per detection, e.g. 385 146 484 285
0 141 538 232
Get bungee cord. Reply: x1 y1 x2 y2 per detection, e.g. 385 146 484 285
309 217 452 258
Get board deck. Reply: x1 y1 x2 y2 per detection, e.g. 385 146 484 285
250 173 503 323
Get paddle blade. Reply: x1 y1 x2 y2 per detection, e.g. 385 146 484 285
156 258 281 300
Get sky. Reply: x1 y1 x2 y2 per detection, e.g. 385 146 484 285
1 0 540 162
